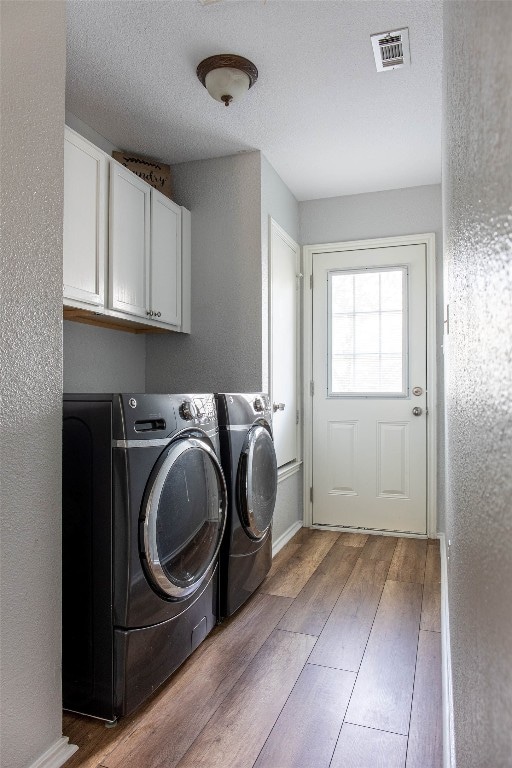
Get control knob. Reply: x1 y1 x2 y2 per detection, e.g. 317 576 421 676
253 397 264 413
180 400 198 421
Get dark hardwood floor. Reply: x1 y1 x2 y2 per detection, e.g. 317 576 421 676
63 529 442 768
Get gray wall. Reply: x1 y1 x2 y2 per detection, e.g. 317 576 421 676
300 184 445 533
299 184 443 247
63 321 146 393
146 152 262 393
443 4 512 766
261 155 302 542
0 3 67 767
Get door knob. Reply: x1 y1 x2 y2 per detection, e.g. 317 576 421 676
273 402 285 413
412 407 423 416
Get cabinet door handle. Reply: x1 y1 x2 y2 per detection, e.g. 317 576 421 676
146 310 152 316
156 311 161 318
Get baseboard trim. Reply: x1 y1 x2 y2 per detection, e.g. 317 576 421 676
440 533 456 768
28 737 78 768
272 520 303 558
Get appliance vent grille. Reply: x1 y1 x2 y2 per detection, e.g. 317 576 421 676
371 29 410 72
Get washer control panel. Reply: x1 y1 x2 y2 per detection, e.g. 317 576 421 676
178 394 216 427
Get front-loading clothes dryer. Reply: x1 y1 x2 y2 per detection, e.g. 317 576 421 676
62 393 227 723
215 393 278 619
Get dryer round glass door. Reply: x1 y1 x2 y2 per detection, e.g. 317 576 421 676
238 425 278 540
141 437 227 599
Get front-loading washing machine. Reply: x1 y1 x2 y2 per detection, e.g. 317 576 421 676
215 393 278 619
62 393 227 722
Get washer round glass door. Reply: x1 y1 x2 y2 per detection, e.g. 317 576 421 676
238 425 278 540
142 437 227 599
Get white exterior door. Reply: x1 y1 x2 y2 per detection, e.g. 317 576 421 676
312 244 427 534
270 220 300 468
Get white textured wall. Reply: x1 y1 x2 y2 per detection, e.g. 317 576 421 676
63 321 146 393
261 155 302 541
300 184 445 532
145 153 262 392
443 4 512 766
0 3 67 767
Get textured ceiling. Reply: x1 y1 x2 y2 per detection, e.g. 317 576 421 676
66 0 442 201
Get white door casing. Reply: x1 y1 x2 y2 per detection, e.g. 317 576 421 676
303 234 437 537
269 219 301 470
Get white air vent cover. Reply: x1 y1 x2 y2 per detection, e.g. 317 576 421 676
371 28 410 72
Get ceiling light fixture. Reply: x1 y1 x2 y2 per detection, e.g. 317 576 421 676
196 54 258 107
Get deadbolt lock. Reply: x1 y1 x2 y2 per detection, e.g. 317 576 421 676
412 386 423 396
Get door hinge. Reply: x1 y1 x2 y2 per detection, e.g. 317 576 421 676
296 409 300 425
310 381 314 396
310 487 313 503
310 274 313 290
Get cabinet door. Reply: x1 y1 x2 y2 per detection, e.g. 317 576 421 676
63 128 107 306
109 162 150 318
150 189 182 327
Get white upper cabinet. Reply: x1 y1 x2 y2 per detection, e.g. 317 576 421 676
109 161 151 318
149 189 181 327
63 127 107 306
63 128 190 333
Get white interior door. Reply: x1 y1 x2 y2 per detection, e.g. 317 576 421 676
270 220 300 468
312 244 427 534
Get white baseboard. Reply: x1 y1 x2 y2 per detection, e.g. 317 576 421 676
272 520 303 558
439 533 456 768
28 737 78 768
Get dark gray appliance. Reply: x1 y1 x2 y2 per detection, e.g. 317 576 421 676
215 393 278 618
62 393 226 723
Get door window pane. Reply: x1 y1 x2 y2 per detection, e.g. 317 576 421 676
329 267 407 396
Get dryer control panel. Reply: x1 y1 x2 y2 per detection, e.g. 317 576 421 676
215 393 273 428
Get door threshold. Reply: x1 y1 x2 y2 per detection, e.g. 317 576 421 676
310 524 430 539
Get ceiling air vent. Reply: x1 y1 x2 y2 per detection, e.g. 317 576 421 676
371 28 410 72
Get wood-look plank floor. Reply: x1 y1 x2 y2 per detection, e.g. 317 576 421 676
63 530 442 768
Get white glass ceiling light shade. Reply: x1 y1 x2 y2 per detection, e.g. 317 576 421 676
197 54 258 107
205 67 250 105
